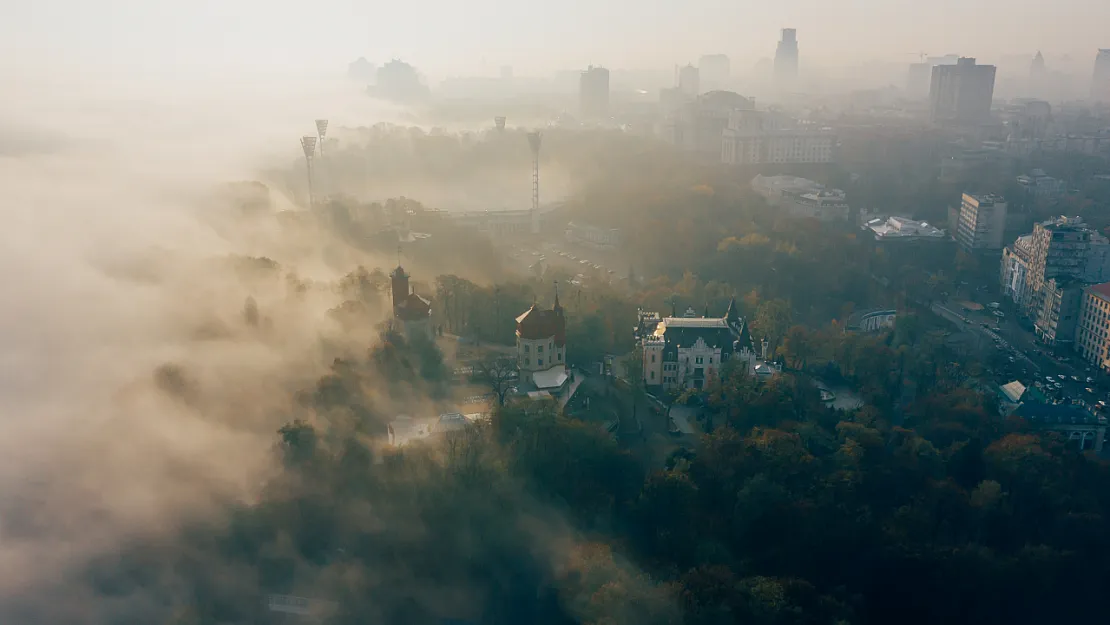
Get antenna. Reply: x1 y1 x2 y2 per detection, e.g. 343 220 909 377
314 119 329 156
300 136 317 208
527 131 542 235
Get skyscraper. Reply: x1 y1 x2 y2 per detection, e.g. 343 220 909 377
678 64 700 97
929 57 996 124
1092 49 1110 103
579 66 610 119
774 29 799 80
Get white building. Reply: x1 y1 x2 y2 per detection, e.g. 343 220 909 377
515 292 568 391
863 216 946 242
956 193 1008 252
636 299 757 391
751 174 822 203
721 110 835 165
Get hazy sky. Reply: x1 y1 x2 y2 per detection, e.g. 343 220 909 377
2 0 1108 77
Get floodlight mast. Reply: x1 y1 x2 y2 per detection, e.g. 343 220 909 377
527 131 542 234
300 136 317 208
314 119 329 156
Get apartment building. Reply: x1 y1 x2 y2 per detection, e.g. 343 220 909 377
1035 278 1084 347
1022 216 1093 317
956 193 1007 252
1076 283 1110 370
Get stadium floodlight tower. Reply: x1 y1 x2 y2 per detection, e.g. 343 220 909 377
494 116 506 132
527 131 542 234
314 119 329 156
300 135 317 208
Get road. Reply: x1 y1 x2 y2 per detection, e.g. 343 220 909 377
931 299 1101 402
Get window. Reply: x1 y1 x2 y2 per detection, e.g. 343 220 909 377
651 354 656 363
695 356 703 364
650 371 655 380
709 357 713 364
525 359 530 366
538 345 544 354
524 344 530 353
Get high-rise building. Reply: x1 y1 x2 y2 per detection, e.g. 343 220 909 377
907 63 933 99
956 193 1007 252
929 57 996 123
1076 283 1110 370
1030 51 1046 78
774 29 799 80
698 54 731 89
579 66 610 119
678 64 700 97
1092 49 1110 103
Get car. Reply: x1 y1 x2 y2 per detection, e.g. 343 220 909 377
1046 376 1055 382
1071 375 1080 382
1054 382 1063 389
964 318 972 324
1087 387 1096 394
1087 377 1095 383
1058 374 1066 380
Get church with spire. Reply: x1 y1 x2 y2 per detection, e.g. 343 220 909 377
390 264 433 338
514 285 568 392
635 296 759 390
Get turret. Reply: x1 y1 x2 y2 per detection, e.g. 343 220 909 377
390 265 409 310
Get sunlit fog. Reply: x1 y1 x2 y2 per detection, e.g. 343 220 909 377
3 2 1110 624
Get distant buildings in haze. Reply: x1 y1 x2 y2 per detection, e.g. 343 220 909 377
774 28 799 81
929 57 996 124
722 110 835 166
678 64 700 97
1093 49 1110 102
579 65 610 119
698 54 731 89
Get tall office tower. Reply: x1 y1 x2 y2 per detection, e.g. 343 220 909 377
1093 49 1110 102
579 65 610 119
678 63 700 96
956 193 1007 252
929 57 997 123
774 28 799 80
1029 51 1047 96
698 54 731 89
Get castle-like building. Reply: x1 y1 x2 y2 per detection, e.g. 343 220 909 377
390 264 432 338
515 290 569 391
635 297 759 390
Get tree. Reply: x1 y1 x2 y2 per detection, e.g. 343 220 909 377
474 355 519 406
751 299 793 350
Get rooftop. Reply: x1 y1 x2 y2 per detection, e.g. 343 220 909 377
865 216 946 241
1087 282 1110 303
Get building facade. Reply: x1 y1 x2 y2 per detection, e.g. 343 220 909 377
1092 49 1110 103
579 66 610 119
956 193 1008 252
515 293 568 390
721 109 835 165
1016 169 1067 201
678 63 700 97
390 265 433 338
1076 282 1110 370
636 299 755 391
1000 235 1034 307
774 29 799 81
929 57 996 124
751 175 848 222
863 215 946 242
659 90 756 158
1023 216 1093 317
1035 278 1084 347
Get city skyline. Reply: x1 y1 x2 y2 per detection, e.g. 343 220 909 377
3 0 1109 79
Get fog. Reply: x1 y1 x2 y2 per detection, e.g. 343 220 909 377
0 70 403 602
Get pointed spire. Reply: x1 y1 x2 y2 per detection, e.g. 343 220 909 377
726 295 739 322
553 280 562 311
703 301 710 318
671 297 677 318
